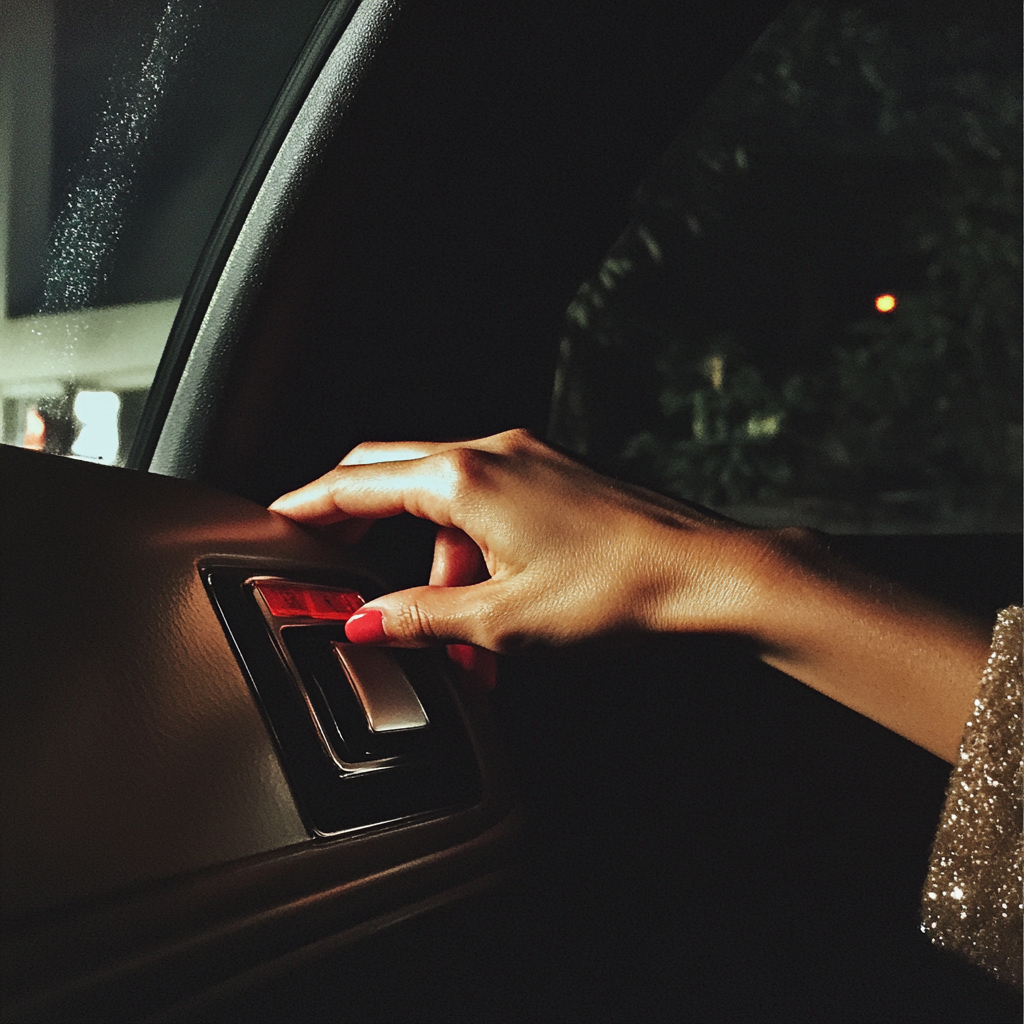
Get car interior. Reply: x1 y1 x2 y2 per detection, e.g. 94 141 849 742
2 1 1020 1021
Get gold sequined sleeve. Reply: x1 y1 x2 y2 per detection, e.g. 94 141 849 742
921 605 1023 988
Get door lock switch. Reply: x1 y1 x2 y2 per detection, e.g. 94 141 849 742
204 567 482 833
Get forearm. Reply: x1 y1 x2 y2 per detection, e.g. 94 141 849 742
656 524 990 763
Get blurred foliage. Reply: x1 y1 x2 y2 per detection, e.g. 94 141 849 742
550 0 1021 531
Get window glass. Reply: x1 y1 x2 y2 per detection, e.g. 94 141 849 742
0 0 329 463
550 0 1021 533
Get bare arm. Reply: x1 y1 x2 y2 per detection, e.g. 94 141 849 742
269 429 989 763
714 528 991 763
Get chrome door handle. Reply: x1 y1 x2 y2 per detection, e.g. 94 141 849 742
332 642 429 733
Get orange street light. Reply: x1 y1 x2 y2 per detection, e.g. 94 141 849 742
875 293 897 313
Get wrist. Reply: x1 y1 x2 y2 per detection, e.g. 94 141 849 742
640 518 797 640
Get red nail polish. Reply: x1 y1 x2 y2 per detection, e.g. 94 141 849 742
345 608 387 644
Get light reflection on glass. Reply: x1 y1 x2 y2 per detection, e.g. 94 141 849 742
23 406 46 451
71 390 120 463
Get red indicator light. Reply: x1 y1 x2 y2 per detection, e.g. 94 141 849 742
306 589 364 618
874 293 897 313
254 581 363 620
257 584 309 616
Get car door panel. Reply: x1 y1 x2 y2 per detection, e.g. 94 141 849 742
1 444 518 1021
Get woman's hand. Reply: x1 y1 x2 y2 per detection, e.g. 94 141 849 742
270 428 992 763
268 428 771 652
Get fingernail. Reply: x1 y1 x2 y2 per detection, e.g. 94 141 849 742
345 608 387 644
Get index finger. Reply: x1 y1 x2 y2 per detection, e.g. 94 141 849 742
268 451 465 527
337 439 465 467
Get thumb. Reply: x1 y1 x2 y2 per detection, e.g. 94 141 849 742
345 581 502 649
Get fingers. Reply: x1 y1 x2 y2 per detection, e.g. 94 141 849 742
346 520 495 687
344 578 499 688
345 579 505 649
268 441 452 521
269 431 541 525
337 440 457 466
430 526 489 587
428 529 493 686
269 452 459 526
338 431 535 466
268 471 358 523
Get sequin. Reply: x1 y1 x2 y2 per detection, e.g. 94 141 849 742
921 606 1023 988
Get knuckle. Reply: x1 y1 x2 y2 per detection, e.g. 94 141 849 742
407 602 439 643
436 447 490 500
495 427 536 452
392 602 440 645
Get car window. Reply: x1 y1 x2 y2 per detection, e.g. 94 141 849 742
550 0 1021 533
0 0 330 464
